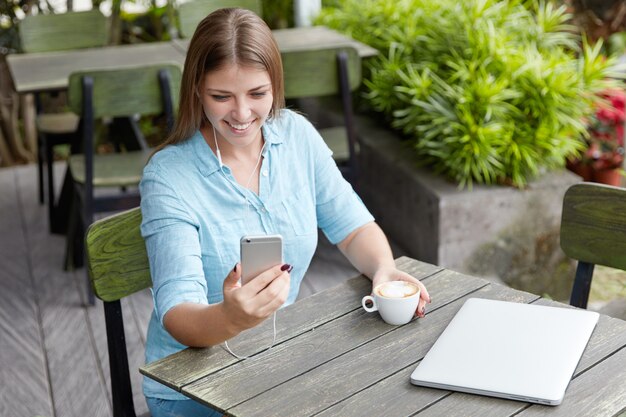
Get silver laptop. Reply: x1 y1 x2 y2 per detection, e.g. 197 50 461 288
410 298 599 405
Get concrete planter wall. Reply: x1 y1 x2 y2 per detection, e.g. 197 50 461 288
355 115 580 300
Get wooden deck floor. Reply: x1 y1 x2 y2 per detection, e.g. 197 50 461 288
0 163 377 417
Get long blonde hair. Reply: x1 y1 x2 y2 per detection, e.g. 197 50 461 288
157 8 284 151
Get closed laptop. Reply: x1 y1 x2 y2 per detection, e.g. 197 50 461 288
410 298 599 405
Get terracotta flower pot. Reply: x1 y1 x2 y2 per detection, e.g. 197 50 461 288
592 168 623 186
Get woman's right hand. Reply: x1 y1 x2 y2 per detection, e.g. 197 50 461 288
222 263 291 332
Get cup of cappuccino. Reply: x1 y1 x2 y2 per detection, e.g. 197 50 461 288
361 281 421 325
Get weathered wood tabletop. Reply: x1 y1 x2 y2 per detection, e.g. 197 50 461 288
141 257 626 417
7 26 377 96
171 25 378 58
6 41 184 94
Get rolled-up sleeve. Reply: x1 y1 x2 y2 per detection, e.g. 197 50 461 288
140 167 208 325
308 124 374 244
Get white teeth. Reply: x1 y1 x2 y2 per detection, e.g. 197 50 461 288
228 121 252 130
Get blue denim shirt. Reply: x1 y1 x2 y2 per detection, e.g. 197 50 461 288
140 109 374 399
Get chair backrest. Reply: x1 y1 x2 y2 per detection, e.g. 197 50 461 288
20 10 108 53
67 63 182 119
86 207 148 417
560 182 626 308
282 46 362 185
178 0 263 38
86 207 150 301
282 46 362 99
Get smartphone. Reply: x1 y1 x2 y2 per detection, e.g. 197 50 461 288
240 234 283 285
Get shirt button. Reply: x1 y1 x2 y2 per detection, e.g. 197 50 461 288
262 170 269 177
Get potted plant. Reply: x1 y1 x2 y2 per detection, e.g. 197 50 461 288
567 88 625 186
317 0 623 188
314 0 626 299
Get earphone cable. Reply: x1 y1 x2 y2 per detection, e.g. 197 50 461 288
224 311 277 360
213 125 276 360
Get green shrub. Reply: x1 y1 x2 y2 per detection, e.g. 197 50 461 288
318 0 624 187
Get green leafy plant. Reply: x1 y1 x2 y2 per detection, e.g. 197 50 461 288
318 0 624 188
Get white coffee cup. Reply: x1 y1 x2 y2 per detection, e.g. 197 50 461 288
361 281 421 325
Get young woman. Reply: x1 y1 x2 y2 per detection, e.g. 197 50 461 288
140 8 430 416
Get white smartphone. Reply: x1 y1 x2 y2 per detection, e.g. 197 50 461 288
240 234 283 285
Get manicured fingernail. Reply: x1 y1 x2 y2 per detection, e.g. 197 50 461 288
281 264 291 271
421 306 426 315
233 264 238 273
287 265 294 273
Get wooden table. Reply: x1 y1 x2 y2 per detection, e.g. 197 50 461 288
6 41 184 94
8 26 377 95
171 25 378 58
140 257 626 417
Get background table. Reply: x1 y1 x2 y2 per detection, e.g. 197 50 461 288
7 41 184 94
8 26 377 95
141 257 626 417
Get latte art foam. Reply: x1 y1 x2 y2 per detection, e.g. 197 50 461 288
376 281 418 298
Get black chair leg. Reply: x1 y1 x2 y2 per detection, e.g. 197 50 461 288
84 187 94 306
104 301 137 417
64 197 93 305
63 185 85 270
38 133 45 204
45 135 57 233
86 271 95 306
570 261 594 309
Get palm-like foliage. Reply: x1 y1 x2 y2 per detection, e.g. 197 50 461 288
318 0 623 187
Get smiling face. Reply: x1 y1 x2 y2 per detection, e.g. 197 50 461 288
200 64 273 149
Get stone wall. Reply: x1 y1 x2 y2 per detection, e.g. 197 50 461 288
355 115 580 300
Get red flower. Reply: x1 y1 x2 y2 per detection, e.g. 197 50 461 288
580 87 626 169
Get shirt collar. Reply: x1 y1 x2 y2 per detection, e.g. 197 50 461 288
189 117 284 177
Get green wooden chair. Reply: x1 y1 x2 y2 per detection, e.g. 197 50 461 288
86 207 151 417
66 63 181 304
177 0 263 38
560 182 626 308
20 9 108 53
282 46 362 185
19 10 108 231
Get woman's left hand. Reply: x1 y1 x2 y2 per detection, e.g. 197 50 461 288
371 266 431 318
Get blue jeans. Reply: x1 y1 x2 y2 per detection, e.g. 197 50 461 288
146 397 223 417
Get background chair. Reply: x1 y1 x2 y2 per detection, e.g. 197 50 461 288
86 207 150 417
560 182 626 308
66 63 181 304
19 10 108 232
177 0 263 38
282 46 362 185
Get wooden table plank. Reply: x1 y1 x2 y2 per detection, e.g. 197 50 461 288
233 282 537 417
317 364 525 417
7 41 184 94
515 347 626 417
182 267 487 412
139 257 441 391
171 26 378 58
